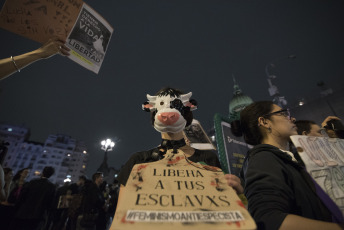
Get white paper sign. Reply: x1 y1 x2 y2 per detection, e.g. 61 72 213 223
290 135 344 215
66 3 113 74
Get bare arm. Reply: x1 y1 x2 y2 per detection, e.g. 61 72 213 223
321 116 341 128
280 214 343 230
0 38 70 80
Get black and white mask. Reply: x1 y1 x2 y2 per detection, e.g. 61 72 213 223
142 91 197 133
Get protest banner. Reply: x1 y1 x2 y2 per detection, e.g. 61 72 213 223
214 113 252 175
290 135 344 215
111 149 256 230
65 3 113 74
183 119 216 150
0 0 82 43
0 0 113 73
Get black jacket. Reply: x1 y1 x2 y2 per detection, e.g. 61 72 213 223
14 178 56 220
118 147 221 186
241 144 333 230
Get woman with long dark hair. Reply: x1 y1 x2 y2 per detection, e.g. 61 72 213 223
236 101 343 230
7 167 30 205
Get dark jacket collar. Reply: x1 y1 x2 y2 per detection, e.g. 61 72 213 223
241 144 303 179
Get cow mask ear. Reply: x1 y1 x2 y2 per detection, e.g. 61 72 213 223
185 98 198 111
142 101 153 112
180 92 197 111
142 94 157 112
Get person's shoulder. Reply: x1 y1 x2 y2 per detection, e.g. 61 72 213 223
39 178 55 186
193 148 217 154
131 148 157 156
126 147 159 162
248 144 281 159
193 149 218 157
245 145 292 172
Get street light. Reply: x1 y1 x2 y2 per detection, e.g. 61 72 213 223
101 138 115 152
265 55 296 108
98 139 115 182
64 175 71 183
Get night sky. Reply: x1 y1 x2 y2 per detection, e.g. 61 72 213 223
1 0 344 177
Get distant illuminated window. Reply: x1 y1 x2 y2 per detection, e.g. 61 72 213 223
83 151 87 154
8 128 12 132
82 165 86 169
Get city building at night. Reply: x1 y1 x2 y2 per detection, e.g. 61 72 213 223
0 123 30 167
0 124 88 185
39 134 88 185
208 77 254 144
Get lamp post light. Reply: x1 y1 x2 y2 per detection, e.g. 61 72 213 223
64 175 71 183
265 55 296 108
101 138 115 152
99 139 115 183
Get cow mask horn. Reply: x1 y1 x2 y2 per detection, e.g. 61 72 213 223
142 88 198 133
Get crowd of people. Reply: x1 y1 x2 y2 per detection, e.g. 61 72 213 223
0 87 343 230
1 43 344 230
234 102 343 230
0 166 119 230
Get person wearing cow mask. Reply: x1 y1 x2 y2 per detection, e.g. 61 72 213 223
117 87 243 195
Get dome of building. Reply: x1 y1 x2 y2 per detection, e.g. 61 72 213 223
229 76 253 121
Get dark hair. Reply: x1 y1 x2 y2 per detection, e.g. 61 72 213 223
295 120 317 135
233 101 274 145
150 87 194 127
12 167 30 182
156 87 183 97
79 175 87 181
3 167 13 176
99 181 108 191
325 119 344 139
92 172 103 182
42 166 55 178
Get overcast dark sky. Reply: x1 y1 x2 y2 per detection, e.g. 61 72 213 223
1 0 344 177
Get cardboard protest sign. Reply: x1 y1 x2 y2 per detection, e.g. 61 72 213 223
290 135 344 215
183 119 216 150
0 0 82 43
0 0 113 74
111 149 256 230
65 3 113 74
214 114 252 175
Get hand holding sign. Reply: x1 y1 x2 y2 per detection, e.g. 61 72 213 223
38 37 71 58
0 37 70 80
0 0 113 74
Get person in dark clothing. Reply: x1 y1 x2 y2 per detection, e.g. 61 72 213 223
107 179 120 221
9 166 56 230
0 167 14 229
7 167 30 205
69 175 87 195
235 101 343 230
50 182 72 230
77 173 105 230
118 87 243 194
66 175 87 230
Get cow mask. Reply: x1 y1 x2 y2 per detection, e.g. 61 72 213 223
142 88 197 133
